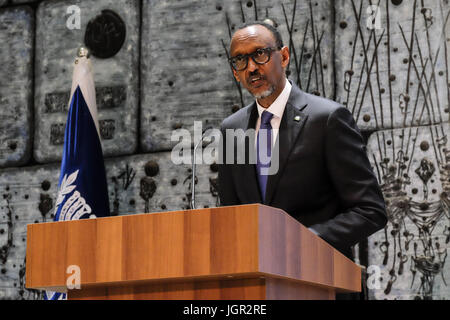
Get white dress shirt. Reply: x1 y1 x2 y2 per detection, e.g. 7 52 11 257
255 79 292 146
255 80 318 235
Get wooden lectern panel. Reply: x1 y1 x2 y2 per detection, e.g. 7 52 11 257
26 204 361 299
67 278 334 300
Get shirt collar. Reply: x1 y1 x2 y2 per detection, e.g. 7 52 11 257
256 79 292 119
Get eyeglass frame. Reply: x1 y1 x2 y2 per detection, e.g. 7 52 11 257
228 46 282 71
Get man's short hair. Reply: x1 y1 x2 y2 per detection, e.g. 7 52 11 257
235 20 284 49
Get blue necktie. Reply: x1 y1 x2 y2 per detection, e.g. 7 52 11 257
256 111 273 202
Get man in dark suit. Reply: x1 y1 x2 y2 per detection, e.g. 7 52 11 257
218 21 387 261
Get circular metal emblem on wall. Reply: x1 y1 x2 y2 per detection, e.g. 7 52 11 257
84 10 126 59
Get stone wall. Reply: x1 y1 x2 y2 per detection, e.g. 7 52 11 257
0 0 448 300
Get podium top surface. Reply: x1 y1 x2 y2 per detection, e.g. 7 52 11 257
26 204 361 293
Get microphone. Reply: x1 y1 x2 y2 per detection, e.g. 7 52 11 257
191 125 213 210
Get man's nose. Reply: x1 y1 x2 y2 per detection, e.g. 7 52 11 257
247 57 259 72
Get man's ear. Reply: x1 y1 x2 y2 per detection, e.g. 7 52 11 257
280 46 290 69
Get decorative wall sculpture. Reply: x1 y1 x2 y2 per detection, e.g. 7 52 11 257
336 0 450 299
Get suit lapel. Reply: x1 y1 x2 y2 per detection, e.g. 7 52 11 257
264 84 309 205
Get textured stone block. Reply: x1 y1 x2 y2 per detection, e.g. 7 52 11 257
367 123 450 299
335 0 450 130
0 6 33 167
0 1 39 5
0 164 60 300
106 151 220 217
12 0 39 4
34 0 140 163
0 151 218 299
140 0 335 152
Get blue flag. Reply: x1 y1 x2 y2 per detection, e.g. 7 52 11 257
44 50 110 300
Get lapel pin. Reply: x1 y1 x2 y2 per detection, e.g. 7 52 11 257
294 116 301 122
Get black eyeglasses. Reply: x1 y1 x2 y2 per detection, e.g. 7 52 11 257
228 47 280 71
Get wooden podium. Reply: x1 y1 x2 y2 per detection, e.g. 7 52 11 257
26 204 361 300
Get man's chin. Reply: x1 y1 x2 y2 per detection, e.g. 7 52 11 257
252 87 275 100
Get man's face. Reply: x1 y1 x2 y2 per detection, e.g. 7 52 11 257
230 25 289 104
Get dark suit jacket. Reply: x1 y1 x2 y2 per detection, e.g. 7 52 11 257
218 82 387 258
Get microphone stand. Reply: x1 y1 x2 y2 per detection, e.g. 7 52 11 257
190 126 213 210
